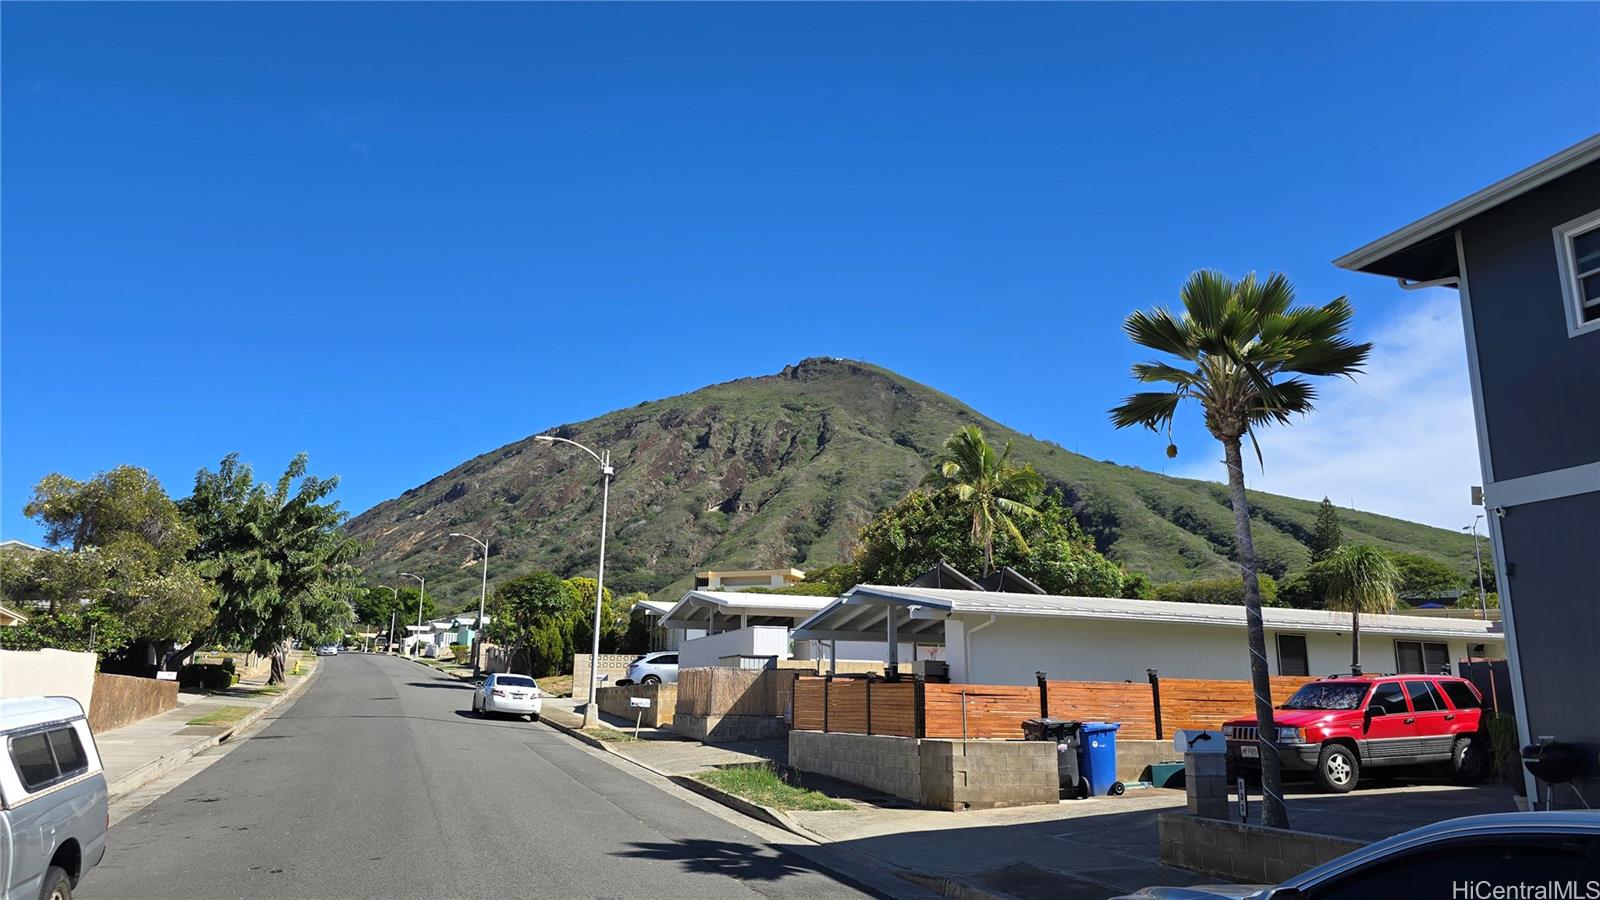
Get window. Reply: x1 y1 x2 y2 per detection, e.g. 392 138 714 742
496 675 535 687
1441 681 1481 710
1276 634 1310 677
657 655 677 665
1395 641 1450 674
1403 680 1439 712
1305 834 1600 900
1554 210 1600 336
7 726 86 792
1368 682 1409 715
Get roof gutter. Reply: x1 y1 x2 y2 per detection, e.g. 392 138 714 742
1396 274 1460 291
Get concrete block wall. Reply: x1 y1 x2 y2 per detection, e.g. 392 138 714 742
789 731 1059 811
919 739 1058 811
571 653 638 703
1159 813 1365 884
790 730 923 802
672 713 790 744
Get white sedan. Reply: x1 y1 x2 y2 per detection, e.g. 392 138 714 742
471 673 543 721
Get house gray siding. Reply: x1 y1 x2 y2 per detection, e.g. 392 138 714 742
1456 159 1600 809
1459 163 1600 481
1493 491 1600 807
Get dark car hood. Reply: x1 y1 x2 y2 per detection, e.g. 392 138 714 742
1113 885 1271 900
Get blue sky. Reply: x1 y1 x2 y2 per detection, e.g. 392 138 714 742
4 2 1597 543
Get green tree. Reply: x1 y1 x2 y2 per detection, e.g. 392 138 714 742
1386 551 1464 601
854 488 1127 597
921 426 1045 575
1149 575 1282 607
179 454 362 683
8 466 213 662
1316 544 1400 675
568 576 632 653
1307 497 1343 565
1109 270 1371 829
487 571 583 676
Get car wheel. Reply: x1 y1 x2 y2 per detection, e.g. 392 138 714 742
641 675 661 685
39 865 72 900
1314 743 1359 793
1452 736 1488 784
530 713 540 723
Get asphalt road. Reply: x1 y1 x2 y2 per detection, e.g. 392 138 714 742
80 654 876 900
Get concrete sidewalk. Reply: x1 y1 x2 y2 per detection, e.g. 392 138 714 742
98 653 319 803
533 695 1518 899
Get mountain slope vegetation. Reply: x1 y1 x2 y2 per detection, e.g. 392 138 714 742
345 358 1476 607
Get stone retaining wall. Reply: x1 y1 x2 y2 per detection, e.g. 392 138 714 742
1159 812 1365 884
572 653 637 703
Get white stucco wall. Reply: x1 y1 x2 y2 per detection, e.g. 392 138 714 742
949 615 1503 686
0 649 97 712
679 626 793 668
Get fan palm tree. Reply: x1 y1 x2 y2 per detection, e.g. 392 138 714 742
1109 270 1371 829
922 426 1044 575
1317 544 1400 676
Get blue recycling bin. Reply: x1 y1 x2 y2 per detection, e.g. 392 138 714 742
1078 722 1125 796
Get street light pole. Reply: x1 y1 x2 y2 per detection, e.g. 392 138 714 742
534 434 615 728
450 532 491 677
380 586 399 653
401 572 425 655
1464 516 1488 621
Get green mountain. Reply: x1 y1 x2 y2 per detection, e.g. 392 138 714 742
344 358 1476 608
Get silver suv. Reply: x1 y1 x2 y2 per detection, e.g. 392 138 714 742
1 697 108 900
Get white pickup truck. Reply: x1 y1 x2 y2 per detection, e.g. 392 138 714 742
1 697 108 900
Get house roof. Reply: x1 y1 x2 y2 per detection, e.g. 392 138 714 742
632 599 675 617
791 584 1505 644
0 697 85 734
661 590 832 629
0 539 49 557
0 602 29 624
1334 133 1600 280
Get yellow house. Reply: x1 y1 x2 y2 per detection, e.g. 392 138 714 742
693 568 805 592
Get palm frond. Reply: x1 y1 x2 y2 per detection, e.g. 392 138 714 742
1122 308 1195 359
1130 362 1201 387
1109 390 1183 432
1180 270 1235 332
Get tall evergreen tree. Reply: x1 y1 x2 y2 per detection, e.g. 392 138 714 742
1308 497 1343 564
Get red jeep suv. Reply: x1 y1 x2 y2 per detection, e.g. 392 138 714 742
1223 674 1489 792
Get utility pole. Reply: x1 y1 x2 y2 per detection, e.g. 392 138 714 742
450 532 491 677
1464 515 1488 621
401 573 425 654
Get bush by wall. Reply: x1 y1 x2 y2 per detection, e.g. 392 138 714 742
178 663 237 692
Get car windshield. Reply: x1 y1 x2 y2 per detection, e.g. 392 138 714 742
497 676 536 688
1280 683 1369 710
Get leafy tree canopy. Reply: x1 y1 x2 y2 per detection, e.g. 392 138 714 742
1149 574 1282 607
855 488 1127 598
1385 551 1464 600
180 453 361 681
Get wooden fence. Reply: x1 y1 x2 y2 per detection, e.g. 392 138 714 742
793 674 1317 741
87 672 179 733
675 667 795 719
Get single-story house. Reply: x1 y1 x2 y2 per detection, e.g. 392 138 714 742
662 590 918 669
631 598 704 651
404 614 490 657
0 603 28 627
792 585 1506 685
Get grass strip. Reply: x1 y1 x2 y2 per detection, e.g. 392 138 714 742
696 764 850 811
186 706 255 727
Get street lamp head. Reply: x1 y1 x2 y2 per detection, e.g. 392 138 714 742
534 435 554 443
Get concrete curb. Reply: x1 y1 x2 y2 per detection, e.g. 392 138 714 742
535 712 833 844
106 658 321 803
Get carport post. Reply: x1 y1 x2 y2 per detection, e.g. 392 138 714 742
886 606 899 679
1148 668 1164 741
1036 671 1049 719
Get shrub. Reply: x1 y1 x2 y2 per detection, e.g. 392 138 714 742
1149 574 1281 607
1484 711 1522 787
177 663 235 692
449 643 471 661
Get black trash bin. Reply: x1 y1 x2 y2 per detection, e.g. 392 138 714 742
1023 717 1085 799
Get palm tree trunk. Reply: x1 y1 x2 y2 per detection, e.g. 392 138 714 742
1222 435 1289 829
1350 609 1361 675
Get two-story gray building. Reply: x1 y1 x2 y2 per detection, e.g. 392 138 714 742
1337 133 1600 808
